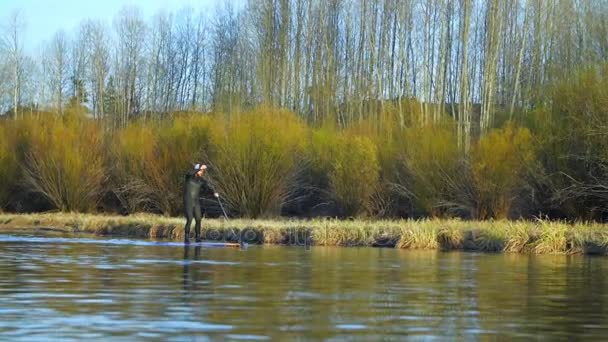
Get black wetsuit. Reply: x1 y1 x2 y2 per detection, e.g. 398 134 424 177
183 170 215 242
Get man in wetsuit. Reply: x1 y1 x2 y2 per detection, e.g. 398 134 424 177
183 163 219 243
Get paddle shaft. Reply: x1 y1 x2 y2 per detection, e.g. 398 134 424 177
216 197 229 219
198 196 228 219
198 195 245 247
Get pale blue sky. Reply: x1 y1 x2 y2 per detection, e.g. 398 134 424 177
1 0 244 52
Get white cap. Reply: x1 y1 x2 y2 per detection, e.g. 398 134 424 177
194 163 207 170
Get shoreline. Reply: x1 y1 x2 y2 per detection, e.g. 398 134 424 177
0 213 607 255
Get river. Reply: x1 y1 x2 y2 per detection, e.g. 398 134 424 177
1 233 607 340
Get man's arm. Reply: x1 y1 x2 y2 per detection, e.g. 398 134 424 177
204 179 219 198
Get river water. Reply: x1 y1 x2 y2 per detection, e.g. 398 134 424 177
1 233 607 341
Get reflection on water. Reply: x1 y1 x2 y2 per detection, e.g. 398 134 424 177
1 233 608 340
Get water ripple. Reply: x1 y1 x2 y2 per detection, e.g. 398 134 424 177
2 233 608 340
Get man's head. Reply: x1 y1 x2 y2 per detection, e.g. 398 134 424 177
194 163 207 177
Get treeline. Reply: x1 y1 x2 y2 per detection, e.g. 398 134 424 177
0 1 607 220
0 64 607 220
2 1 608 141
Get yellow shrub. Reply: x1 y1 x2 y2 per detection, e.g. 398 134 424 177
114 123 156 173
0 122 19 209
309 126 339 180
208 106 307 218
22 116 105 212
329 133 380 217
155 115 212 214
112 115 212 215
471 122 535 219
112 123 159 212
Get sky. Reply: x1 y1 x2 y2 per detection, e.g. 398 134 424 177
0 0 244 53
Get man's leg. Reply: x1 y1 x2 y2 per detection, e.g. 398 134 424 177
194 204 203 242
184 201 194 243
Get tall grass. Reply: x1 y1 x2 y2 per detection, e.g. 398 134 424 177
397 219 439 249
2 212 607 255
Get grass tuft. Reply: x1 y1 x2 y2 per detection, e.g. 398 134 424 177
1 213 607 255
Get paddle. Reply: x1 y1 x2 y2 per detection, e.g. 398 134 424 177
213 193 247 248
214 193 229 219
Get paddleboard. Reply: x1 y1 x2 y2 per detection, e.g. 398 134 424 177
0 235 248 248
188 241 247 248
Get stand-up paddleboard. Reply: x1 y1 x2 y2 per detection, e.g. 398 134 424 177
188 241 248 248
0 235 248 248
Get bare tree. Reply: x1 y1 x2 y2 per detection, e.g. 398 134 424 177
190 11 208 110
113 7 146 126
46 31 69 114
1 12 26 118
86 20 110 120
6 0 608 139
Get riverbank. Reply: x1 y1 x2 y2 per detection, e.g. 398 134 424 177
0 213 607 255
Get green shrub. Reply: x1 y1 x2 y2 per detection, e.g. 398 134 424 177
528 66 608 219
398 124 466 217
